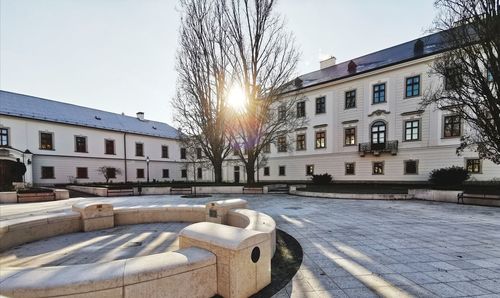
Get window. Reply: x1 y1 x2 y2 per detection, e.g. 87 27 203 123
306 165 314 176
41 166 54 179
106 167 116 179
137 168 145 179
345 163 355 175
466 159 481 173
278 105 286 120
445 68 462 90
181 169 187 178
371 121 386 146
277 136 287 152
263 167 270 176
487 69 493 82
180 148 187 159
135 143 144 156
404 160 418 175
76 167 88 179
196 148 202 159
372 83 386 104
443 115 461 137
373 162 384 175
197 167 203 179
279 166 286 176
0 128 8 146
263 143 271 153
161 146 169 158
405 75 420 97
105 140 115 155
162 169 170 178
315 131 326 149
296 134 306 150
297 101 306 117
40 132 54 150
404 120 420 141
345 90 356 109
316 97 326 114
75 136 87 153
344 128 356 146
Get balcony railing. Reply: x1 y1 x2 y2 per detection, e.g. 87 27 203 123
358 140 398 156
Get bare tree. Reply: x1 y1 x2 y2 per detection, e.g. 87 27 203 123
174 0 233 183
224 0 303 184
97 166 122 184
422 0 500 164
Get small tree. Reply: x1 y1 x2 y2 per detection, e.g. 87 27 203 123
97 166 122 184
311 173 333 185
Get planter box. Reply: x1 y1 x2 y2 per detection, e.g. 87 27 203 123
408 189 461 203
17 192 55 203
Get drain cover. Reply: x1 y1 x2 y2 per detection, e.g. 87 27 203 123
124 241 142 247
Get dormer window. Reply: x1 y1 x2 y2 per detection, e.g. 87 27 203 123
348 60 357 73
413 39 424 56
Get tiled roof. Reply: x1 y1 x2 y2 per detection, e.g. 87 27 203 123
287 30 449 92
0 90 179 139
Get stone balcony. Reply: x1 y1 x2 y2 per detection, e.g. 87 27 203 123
358 140 398 157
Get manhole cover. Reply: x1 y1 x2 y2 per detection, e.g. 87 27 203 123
123 241 142 247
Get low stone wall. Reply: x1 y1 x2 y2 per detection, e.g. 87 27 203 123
66 185 108 196
0 192 17 204
291 187 408 200
0 199 276 298
194 186 244 194
133 186 171 195
408 189 461 203
0 247 217 298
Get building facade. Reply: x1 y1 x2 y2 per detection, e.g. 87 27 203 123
222 32 500 182
0 91 212 186
1 31 499 186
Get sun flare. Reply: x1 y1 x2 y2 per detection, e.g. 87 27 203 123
227 85 247 112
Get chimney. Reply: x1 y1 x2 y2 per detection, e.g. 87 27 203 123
136 112 145 121
320 56 336 69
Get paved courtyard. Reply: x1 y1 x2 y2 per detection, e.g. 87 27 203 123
1 194 500 297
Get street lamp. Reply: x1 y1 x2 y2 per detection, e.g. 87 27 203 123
146 156 150 183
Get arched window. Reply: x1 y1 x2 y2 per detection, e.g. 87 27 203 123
371 121 386 148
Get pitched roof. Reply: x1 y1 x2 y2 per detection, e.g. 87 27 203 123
0 90 179 139
286 30 449 93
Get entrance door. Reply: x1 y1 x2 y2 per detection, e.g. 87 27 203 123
0 160 15 190
234 166 240 183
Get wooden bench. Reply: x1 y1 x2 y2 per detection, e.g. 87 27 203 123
171 187 192 195
17 192 55 203
107 188 134 197
243 187 263 194
457 193 500 206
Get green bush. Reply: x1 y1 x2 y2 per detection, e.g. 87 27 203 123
311 173 333 185
429 166 469 186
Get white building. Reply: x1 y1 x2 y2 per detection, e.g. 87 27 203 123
223 31 500 182
1 31 499 186
0 91 199 186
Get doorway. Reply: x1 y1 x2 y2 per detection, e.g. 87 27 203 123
234 166 240 183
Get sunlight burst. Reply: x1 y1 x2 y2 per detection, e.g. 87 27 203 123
227 85 247 113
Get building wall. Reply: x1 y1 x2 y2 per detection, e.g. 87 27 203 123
0 116 189 184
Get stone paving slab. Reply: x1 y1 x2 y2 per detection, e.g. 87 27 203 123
2 194 500 297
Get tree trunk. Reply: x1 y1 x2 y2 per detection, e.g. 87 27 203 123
212 159 223 183
245 157 256 185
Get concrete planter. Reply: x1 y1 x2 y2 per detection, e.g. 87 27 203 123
0 192 17 204
17 192 55 203
66 185 108 196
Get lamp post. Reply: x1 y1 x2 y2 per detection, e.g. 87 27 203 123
146 156 150 183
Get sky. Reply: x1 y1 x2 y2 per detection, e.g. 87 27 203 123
0 0 436 126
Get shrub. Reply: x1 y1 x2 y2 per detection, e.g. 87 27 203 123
311 173 333 184
429 166 469 186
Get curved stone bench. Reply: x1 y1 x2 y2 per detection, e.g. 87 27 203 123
228 208 277 254
0 247 216 298
0 199 277 298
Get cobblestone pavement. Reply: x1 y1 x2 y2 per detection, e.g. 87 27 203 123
1 194 500 297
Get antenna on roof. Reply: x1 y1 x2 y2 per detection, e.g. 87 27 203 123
348 60 357 73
